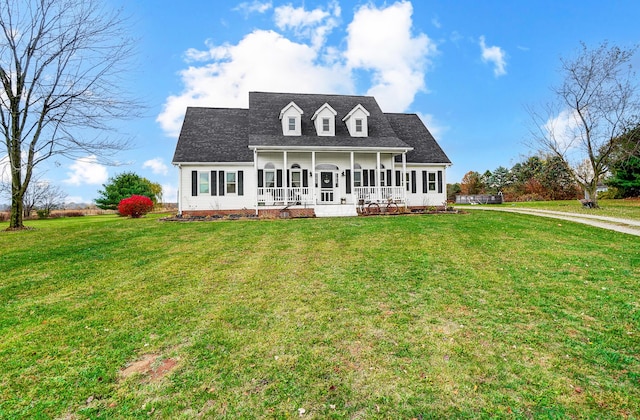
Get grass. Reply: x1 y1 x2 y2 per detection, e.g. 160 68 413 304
1 211 640 418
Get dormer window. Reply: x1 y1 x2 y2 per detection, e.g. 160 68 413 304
312 103 337 136
343 104 370 137
279 101 303 136
322 118 330 132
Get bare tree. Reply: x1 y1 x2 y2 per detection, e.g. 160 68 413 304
22 173 67 217
0 0 140 229
528 42 640 207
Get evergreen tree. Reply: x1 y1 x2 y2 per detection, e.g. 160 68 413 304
95 172 160 210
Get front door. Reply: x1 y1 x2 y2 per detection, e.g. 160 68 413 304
320 171 334 203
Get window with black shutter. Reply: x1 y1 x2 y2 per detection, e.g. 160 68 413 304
258 169 264 188
411 171 417 194
422 171 428 193
191 171 198 196
345 169 351 193
218 171 225 196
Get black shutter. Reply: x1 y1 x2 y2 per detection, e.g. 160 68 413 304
395 170 401 187
286 170 290 187
386 170 392 187
191 171 198 196
238 171 244 196
302 170 308 187
437 171 443 193
211 171 217 196
370 170 375 187
276 170 283 188
218 171 225 196
345 169 351 194
363 169 369 187
258 169 264 188
411 171 417 194
422 171 428 193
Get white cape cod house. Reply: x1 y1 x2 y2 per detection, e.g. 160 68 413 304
172 92 451 218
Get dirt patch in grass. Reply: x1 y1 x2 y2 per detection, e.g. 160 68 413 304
120 354 178 382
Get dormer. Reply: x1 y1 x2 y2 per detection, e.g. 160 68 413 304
342 104 370 137
311 103 337 136
279 101 303 136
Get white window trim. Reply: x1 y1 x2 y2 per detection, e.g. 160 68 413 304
226 171 237 195
199 171 210 194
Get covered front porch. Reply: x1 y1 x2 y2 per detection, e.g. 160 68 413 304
253 148 411 214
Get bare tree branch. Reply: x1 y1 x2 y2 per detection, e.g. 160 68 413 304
527 41 640 206
0 0 142 229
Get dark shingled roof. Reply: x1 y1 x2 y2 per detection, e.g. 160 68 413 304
172 107 252 163
386 113 452 164
172 92 451 165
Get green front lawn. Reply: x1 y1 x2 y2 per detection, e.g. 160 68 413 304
501 199 640 220
1 213 639 418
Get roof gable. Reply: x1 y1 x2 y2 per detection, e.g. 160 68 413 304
311 102 337 120
341 103 370 121
278 101 303 119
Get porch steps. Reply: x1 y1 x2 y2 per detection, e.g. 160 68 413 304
314 204 358 218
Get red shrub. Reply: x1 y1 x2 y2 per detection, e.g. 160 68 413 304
118 195 154 218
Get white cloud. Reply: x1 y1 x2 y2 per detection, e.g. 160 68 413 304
161 183 178 203
64 155 109 186
143 158 169 176
274 2 340 49
234 1 273 17
157 0 434 137
544 108 583 152
344 1 437 112
157 29 353 137
0 155 9 185
417 112 448 141
479 35 507 77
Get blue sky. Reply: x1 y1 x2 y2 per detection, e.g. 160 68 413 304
6 0 640 204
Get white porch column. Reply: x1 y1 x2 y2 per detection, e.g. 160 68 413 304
254 149 259 215
283 151 288 206
350 151 355 205
376 152 381 201
402 152 407 202
311 151 316 204
391 155 396 201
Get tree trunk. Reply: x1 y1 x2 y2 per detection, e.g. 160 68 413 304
584 180 599 208
9 185 24 229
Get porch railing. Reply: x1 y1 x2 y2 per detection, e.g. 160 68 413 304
257 187 313 205
354 186 405 203
257 186 405 206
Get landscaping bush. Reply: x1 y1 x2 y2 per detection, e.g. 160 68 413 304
36 209 50 219
117 195 154 218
